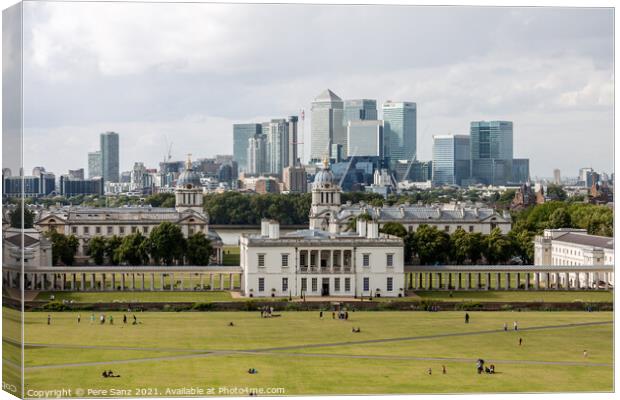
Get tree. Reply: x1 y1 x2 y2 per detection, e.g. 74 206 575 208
547 207 572 229
9 203 34 229
413 225 450 265
546 184 567 201
450 229 484 265
379 222 408 238
45 231 79 266
105 235 123 265
117 232 150 266
147 222 186 265
87 236 107 265
509 229 534 264
482 228 514 265
186 232 213 265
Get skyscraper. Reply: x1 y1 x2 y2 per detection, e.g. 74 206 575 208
100 131 119 183
382 101 417 165
311 89 344 161
233 123 262 173
553 169 561 185
343 99 378 123
287 116 299 167
88 151 102 178
247 135 268 175
432 134 470 186
347 120 384 158
470 121 513 185
266 119 289 176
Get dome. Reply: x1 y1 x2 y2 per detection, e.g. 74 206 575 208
313 157 335 187
176 154 202 189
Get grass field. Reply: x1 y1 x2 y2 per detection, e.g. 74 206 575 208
3 309 612 396
412 290 613 303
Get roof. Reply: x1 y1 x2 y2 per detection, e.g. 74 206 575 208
38 207 208 224
314 89 342 103
4 234 40 247
554 232 614 250
336 204 507 223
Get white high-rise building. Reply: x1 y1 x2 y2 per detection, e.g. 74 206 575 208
382 101 417 165
311 89 344 161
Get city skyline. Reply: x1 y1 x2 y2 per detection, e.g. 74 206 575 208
17 3 613 177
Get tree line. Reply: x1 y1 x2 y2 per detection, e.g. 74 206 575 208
44 222 212 266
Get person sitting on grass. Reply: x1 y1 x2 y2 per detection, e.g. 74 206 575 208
442 365 447 374
102 371 108 378
248 368 257 374
229 322 234 327
427 368 432 375
485 366 491 374
489 364 495 374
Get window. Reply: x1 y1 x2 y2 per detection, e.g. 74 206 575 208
282 278 288 292
386 254 394 267
387 277 393 292
107 226 113 234
312 278 318 292
281 254 289 267
363 254 370 267
300 252 306 265
95 226 101 234
72 227 77 234
444 226 449 232
119 227 125 235
334 278 341 292
83 227 90 234
132 226 137 233
258 278 265 292
363 277 370 291
258 254 265 267
301 278 307 292
143 226 149 234
344 278 351 292
469 226 474 232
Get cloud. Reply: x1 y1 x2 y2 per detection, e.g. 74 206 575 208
17 2 614 177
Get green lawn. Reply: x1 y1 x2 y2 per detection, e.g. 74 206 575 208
10 310 613 395
34 291 236 303
411 290 614 303
223 246 240 266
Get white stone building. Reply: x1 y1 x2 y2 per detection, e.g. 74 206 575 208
3 227 52 269
534 228 614 288
241 161 404 298
34 155 224 264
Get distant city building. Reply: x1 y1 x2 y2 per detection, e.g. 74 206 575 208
283 166 308 193
578 167 594 186
553 169 561 185
247 135 268 176
511 182 545 210
3 167 56 198
88 151 102 178
233 123 262 173
59 176 104 197
68 168 85 180
393 159 432 183
311 89 344 161
511 158 530 184
343 99 378 123
589 181 613 205
382 101 417 165
266 118 289 176
470 121 513 185
347 120 384 158
287 116 299 167
255 176 280 194
100 131 120 183
432 134 470 186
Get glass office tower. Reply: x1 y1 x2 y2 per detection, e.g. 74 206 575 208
470 120 513 185
311 89 344 161
432 134 470 186
100 131 120 183
233 123 262 173
347 120 384 158
382 101 417 165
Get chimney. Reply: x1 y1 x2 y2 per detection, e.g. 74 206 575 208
367 221 379 239
357 218 368 237
268 221 280 239
261 219 270 236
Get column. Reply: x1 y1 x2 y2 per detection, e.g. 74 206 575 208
447 273 452 291
171 273 175 291
150 273 155 291
131 273 136 291
31 274 37 291
121 274 126 291
90 274 95 291
476 273 482 290
565 272 570 290
593 272 600 290
141 274 145 291
220 274 225 290
210 274 214 291
525 273 529 291
466 273 472 290
101 274 106 291
534 272 540 290
504 273 510 290
495 273 500 290
200 274 204 290
516 273 520 290
555 272 560 290
81 273 85 291
230 273 234 290
604 272 609 290
545 273 550 290
455 273 460 290
575 272 580 289
160 273 165 291
485 273 490 290
111 273 116 291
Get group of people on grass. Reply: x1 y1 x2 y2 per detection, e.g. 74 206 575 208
101 370 120 378
260 306 278 318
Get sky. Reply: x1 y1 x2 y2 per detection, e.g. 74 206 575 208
14 2 614 178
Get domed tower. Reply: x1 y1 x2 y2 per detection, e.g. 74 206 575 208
175 154 203 214
309 157 342 230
